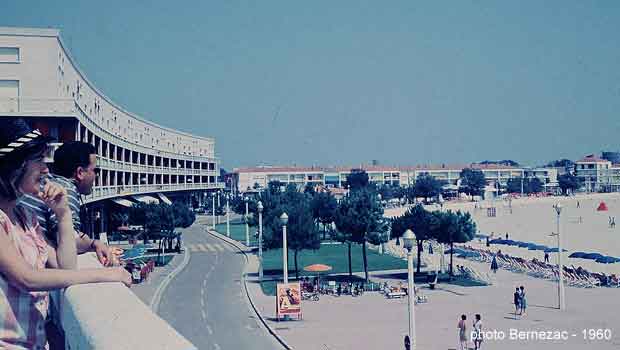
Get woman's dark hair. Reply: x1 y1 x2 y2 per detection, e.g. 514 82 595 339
0 144 48 201
475 314 481 320
53 141 96 178
461 315 467 320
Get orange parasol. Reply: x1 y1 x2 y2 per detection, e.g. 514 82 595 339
303 264 332 272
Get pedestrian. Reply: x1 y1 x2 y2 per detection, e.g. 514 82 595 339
457 314 468 350
544 252 549 263
473 314 483 350
505 233 509 240
519 286 527 316
486 236 490 247
513 287 521 316
577 201 580 208
404 335 411 350
490 255 498 274
0 119 131 349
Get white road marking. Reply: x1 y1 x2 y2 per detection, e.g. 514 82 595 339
213 244 227 252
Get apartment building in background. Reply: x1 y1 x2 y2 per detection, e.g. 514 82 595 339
0 27 223 237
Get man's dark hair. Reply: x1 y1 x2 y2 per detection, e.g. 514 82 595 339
53 141 96 178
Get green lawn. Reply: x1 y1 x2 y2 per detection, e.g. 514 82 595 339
215 222 259 246
260 243 406 278
213 225 408 296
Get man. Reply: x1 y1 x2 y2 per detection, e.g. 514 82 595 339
19 141 117 266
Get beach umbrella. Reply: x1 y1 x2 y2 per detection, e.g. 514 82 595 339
303 264 332 287
504 240 522 246
597 202 608 211
595 256 620 264
303 264 332 272
581 253 605 260
489 239 504 244
120 248 144 260
569 252 589 259
457 251 480 258
528 244 549 251
544 247 568 253
517 241 532 248
444 248 465 255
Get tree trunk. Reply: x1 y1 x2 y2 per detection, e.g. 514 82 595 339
348 242 352 278
157 238 162 263
449 242 454 276
416 240 422 273
362 240 369 282
294 250 299 280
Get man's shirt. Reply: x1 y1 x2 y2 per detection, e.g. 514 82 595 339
18 174 82 246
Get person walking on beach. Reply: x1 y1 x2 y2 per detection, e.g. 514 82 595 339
514 287 521 316
519 286 527 316
473 314 483 350
505 233 509 240
577 201 580 208
490 255 499 274
544 252 550 263
457 314 468 350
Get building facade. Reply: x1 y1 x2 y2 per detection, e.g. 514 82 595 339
233 164 559 194
575 154 620 192
0 27 222 236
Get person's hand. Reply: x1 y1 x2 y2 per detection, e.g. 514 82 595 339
93 240 115 266
111 267 132 287
39 180 70 219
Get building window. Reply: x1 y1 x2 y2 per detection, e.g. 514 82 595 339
0 47 20 63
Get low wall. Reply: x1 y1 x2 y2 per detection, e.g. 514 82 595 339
49 253 196 350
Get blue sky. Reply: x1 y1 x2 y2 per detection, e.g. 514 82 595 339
3 1 620 169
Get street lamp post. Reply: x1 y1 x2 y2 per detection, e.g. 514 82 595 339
438 197 445 274
258 201 264 281
245 196 250 247
554 203 566 310
226 194 230 237
217 191 221 224
280 212 289 284
402 229 417 350
211 194 216 230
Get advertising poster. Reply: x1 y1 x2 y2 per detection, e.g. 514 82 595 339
275 282 302 320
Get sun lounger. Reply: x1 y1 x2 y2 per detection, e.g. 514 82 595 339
386 291 407 299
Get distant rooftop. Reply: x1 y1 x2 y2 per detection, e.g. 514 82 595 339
234 163 519 174
576 155 610 163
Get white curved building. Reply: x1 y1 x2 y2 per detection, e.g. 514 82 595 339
0 26 222 236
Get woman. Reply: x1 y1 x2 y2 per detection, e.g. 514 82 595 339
457 314 468 350
0 118 131 349
519 286 527 316
473 314 483 350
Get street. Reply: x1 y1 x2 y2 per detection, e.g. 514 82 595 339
157 224 282 350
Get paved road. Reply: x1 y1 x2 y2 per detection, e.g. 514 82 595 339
157 224 282 350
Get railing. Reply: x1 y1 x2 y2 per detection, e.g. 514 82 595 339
49 253 196 350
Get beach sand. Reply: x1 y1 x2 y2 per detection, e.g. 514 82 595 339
386 193 620 275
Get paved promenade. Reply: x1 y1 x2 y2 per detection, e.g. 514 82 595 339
132 219 620 350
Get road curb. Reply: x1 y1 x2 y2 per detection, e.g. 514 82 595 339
206 228 293 350
149 247 191 313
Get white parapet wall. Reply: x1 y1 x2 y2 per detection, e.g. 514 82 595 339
50 253 196 350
